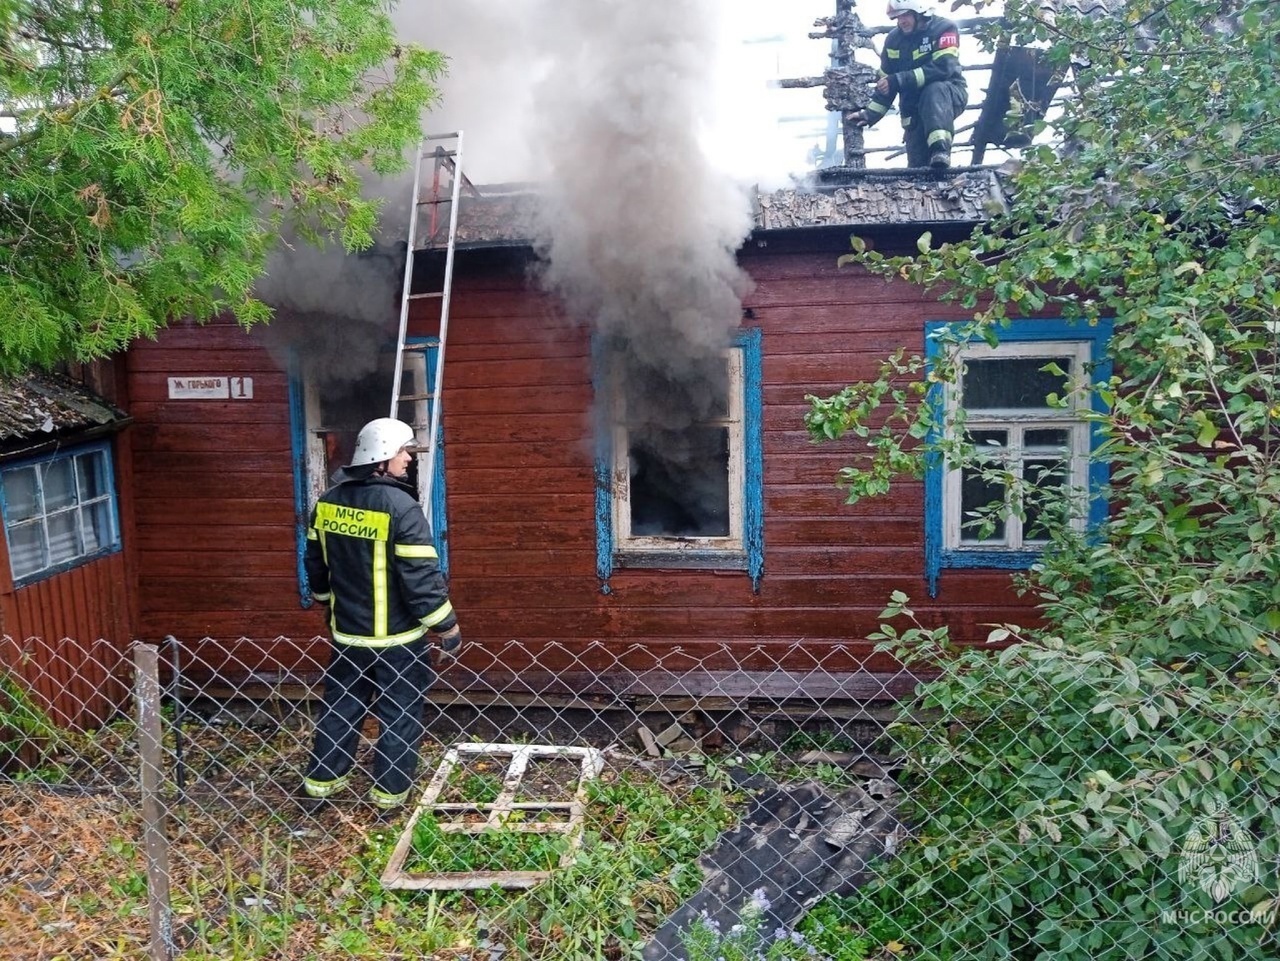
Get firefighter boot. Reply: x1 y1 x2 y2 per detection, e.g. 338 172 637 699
928 130 952 169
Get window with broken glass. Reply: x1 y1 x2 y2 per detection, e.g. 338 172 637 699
944 340 1092 552
923 318 1112 596
0 443 121 586
290 338 449 604
597 329 763 582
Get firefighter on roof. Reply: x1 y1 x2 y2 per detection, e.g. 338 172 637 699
853 2 968 169
301 417 461 812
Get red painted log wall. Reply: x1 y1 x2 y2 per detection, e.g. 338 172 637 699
113 249 1039 684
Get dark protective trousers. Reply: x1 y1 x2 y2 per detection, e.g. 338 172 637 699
306 638 434 797
903 81 969 167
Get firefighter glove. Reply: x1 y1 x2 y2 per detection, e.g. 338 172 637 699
437 624 463 654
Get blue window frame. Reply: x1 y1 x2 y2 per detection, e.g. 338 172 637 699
924 318 1112 596
288 338 448 607
0 441 122 587
594 327 764 591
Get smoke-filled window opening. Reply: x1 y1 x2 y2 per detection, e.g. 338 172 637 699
609 347 746 561
291 339 450 603
594 328 764 587
297 344 433 511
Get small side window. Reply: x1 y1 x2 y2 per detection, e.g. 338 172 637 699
1 445 121 585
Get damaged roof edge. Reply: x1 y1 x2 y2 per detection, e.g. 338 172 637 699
0 371 131 455
427 168 1009 252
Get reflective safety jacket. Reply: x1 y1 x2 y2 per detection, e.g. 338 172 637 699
305 474 456 647
864 15 966 128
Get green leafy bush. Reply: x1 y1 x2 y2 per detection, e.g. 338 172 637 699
804 1 1280 957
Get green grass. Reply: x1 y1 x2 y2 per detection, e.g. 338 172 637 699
409 817 571 874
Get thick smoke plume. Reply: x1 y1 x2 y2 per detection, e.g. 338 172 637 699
524 0 754 530
258 0 756 520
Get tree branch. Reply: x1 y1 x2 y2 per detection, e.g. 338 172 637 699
0 68 132 156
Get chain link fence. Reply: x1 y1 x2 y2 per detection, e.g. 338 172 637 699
3 633 1276 960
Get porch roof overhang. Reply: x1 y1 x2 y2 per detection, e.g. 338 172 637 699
0 371 131 460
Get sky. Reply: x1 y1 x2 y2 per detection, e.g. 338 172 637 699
393 0 870 189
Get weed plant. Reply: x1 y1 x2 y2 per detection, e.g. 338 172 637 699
481 768 740 959
409 815 571 873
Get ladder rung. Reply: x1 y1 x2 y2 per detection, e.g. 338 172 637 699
398 342 429 351
399 392 434 402
425 132 460 141
408 292 444 300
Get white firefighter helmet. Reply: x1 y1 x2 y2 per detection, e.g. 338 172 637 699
348 417 417 468
886 1 931 18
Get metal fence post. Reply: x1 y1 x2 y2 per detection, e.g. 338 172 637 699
133 642 175 961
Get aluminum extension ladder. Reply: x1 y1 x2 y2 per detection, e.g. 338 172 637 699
389 131 475 518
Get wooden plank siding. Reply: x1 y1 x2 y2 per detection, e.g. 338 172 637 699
122 320 325 647
0 555 133 730
0 355 137 730
401 247 1040 676
114 249 1038 693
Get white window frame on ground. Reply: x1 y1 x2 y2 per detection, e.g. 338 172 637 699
610 346 746 563
0 443 121 586
942 339 1092 552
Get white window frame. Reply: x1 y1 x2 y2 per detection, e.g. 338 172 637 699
0 443 121 585
611 346 746 558
943 340 1092 552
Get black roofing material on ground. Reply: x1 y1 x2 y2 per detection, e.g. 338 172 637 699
642 772 903 961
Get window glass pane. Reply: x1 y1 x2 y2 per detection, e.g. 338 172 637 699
1024 459 1068 541
42 458 76 511
628 425 730 537
1024 429 1070 450
960 468 1006 543
967 429 1008 452
964 357 1072 409
8 521 45 578
82 501 114 553
707 356 731 420
75 451 109 500
3 467 39 522
47 510 81 564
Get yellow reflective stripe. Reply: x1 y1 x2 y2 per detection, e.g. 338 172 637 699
933 47 959 58
867 101 889 116
886 48 900 59
331 624 427 647
373 540 387 637
913 67 925 87
913 48 929 60
312 590 331 602
369 787 410 809
303 774 350 798
394 543 439 559
319 529 328 564
422 600 454 629
314 502 390 541
928 129 952 145
306 528 318 541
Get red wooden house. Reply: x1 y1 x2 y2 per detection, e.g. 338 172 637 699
2 169 1111 721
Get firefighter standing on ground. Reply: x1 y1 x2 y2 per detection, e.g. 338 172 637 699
853 2 967 169
301 417 461 811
